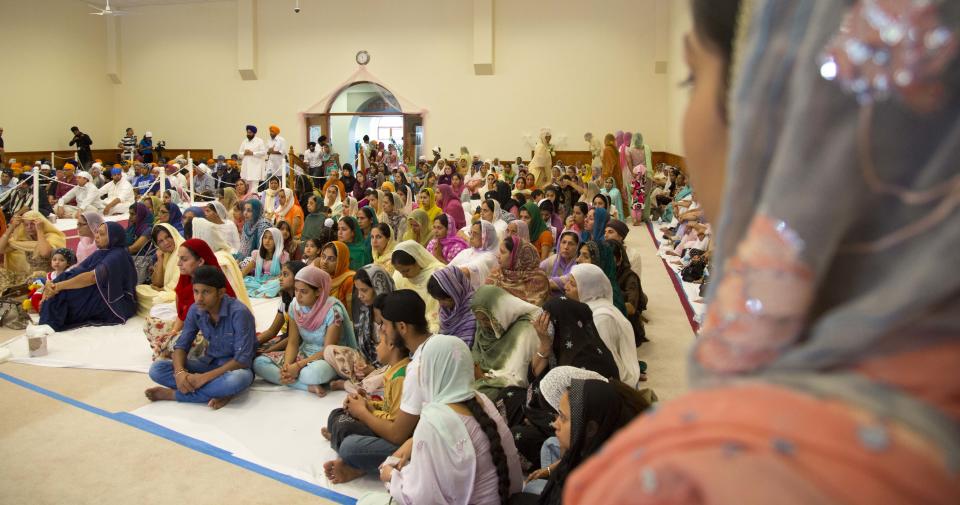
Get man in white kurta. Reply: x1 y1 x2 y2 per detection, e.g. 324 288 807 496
238 125 267 185
56 171 101 217
265 125 287 181
97 167 136 215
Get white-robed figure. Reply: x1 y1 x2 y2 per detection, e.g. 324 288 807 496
238 124 267 185
265 124 287 180
528 128 553 189
584 132 603 172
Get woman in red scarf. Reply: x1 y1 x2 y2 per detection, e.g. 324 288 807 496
145 238 238 360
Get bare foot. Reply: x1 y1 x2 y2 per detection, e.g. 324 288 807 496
325 458 365 484
329 380 346 391
308 385 328 398
145 387 175 402
208 395 234 410
321 427 332 441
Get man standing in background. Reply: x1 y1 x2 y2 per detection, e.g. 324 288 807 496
266 125 287 182
138 132 154 163
118 128 137 162
239 125 266 190
303 141 322 179
69 126 93 169
0 127 5 165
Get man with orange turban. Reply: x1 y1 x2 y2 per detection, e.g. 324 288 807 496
265 124 287 183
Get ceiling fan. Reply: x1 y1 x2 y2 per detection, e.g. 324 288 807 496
88 0 128 16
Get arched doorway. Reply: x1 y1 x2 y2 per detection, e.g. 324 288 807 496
304 81 424 169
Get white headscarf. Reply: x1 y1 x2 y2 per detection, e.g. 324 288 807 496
450 220 500 290
570 263 640 386
191 217 233 254
275 188 295 218
539 366 608 412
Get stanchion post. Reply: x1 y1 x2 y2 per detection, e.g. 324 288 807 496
188 151 195 204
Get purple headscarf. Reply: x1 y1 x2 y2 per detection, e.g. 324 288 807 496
433 265 477 346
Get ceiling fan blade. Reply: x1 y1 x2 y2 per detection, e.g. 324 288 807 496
89 11 106 15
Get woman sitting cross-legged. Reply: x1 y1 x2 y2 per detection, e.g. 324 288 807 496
135 223 185 316
322 293 410 484
39 222 137 332
323 265 395 392
144 238 241 361
242 227 288 298
252 266 357 397
356 334 524 505
470 285 540 401
254 260 307 354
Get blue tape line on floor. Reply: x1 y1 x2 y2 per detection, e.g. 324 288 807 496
0 371 357 505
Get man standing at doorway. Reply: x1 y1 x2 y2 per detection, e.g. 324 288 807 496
0 127 5 165
238 125 266 190
69 126 93 169
266 125 287 182
304 141 322 178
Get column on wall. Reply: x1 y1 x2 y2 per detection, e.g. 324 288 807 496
237 0 258 80
473 0 494 75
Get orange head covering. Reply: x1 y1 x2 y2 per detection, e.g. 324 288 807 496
269 125 280 135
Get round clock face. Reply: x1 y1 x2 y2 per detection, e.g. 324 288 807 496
356 50 370 66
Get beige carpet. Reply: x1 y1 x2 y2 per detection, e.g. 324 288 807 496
0 221 695 503
626 222 696 401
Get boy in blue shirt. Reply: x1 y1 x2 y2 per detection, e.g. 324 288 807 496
145 266 257 409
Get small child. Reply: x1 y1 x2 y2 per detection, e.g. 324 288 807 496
302 238 322 267
256 260 306 353
31 248 77 311
322 294 411 484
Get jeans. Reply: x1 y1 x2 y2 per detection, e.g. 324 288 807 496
252 355 339 391
149 359 254 403
522 436 562 495
339 435 399 474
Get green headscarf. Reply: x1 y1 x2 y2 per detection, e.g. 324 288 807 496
341 215 372 270
521 201 548 242
469 285 539 398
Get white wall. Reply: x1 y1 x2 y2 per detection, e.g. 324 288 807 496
3 0 693 157
0 0 115 152
665 0 693 155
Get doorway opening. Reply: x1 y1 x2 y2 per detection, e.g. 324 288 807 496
305 81 423 169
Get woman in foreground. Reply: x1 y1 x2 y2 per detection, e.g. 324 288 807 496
565 1 960 503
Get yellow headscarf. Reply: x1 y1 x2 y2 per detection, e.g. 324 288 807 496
403 209 434 247
144 196 164 216
372 223 397 274
419 187 442 223
4 211 67 273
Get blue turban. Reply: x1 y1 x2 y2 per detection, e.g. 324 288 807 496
110 167 123 175
246 125 257 134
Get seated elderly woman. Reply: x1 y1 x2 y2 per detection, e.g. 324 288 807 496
39 222 137 331
0 211 66 277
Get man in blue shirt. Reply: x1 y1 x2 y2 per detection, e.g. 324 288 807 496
131 163 155 195
145 266 257 409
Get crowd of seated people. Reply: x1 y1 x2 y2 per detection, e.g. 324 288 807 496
1 130 664 503
4 0 956 502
